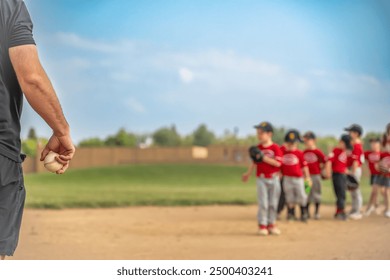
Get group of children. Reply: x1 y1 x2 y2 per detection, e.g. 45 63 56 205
242 122 390 236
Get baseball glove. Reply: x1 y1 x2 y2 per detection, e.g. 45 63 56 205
346 174 359 191
304 180 312 195
248 146 264 163
378 162 390 174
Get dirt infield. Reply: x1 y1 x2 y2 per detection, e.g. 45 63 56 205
11 205 390 260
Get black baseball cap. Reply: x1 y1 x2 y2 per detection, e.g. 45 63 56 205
369 137 381 143
340 134 353 150
344 124 363 136
303 131 316 140
254 121 273 132
284 129 303 143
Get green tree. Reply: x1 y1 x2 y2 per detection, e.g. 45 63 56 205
78 137 105 147
27 127 37 140
192 124 215 147
314 136 338 154
215 129 239 145
272 127 286 145
152 125 181 147
21 137 48 157
105 128 138 147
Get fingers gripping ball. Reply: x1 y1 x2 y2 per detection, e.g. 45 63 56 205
44 151 63 173
249 146 264 163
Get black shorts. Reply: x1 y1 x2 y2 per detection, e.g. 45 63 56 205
377 175 390 188
0 153 26 256
370 174 381 186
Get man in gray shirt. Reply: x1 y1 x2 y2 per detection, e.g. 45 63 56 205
0 0 75 259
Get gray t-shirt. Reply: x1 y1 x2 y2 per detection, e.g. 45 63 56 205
0 0 35 162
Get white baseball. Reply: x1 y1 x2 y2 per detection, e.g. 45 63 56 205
44 151 63 173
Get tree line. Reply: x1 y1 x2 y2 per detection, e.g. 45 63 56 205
21 125 383 157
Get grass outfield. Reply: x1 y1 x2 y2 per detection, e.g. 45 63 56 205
24 164 372 209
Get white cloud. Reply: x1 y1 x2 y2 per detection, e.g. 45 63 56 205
125 97 146 113
56 32 136 53
179 67 194 83
26 32 389 142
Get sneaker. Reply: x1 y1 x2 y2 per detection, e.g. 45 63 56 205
314 213 321 220
384 211 390 218
287 213 297 221
258 225 269 236
349 212 363 220
365 205 375 217
268 225 281 236
335 212 347 221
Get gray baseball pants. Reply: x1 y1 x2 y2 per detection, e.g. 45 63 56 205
256 175 281 226
349 167 362 213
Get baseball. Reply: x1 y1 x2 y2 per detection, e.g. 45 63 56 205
44 151 63 173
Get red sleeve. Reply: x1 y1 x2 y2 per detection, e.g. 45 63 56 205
351 145 363 161
327 149 336 163
317 149 326 163
364 151 369 160
300 151 308 168
274 145 282 163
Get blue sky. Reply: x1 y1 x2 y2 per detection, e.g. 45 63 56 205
21 0 390 142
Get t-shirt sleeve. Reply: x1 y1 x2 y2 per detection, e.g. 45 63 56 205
317 149 326 163
8 1 35 48
274 145 282 163
327 150 335 162
351 146 363 161
300 152 308 167
364 151 369 160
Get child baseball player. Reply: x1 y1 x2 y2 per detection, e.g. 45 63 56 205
303 131 326 219
277 142 287 219
325 134 352 220
364 138 382 216
281 129 312 222
376 133 390 218
344 124 364 220
242 121 283 236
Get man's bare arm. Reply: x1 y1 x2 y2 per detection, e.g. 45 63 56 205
9 45 69 137
9 44 75 173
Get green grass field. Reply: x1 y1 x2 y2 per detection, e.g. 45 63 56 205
24 164 372 209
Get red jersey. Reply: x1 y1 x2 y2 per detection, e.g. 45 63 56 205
347 143 363 167
280 145 287 154
256 143 282 178
303 148 326 175
380 151 390 178
328 148 348 174
281 149 307 177
364 151 381 175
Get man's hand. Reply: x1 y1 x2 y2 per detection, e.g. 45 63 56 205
40 134 75 174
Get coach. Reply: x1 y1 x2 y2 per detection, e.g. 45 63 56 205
0 0 75 259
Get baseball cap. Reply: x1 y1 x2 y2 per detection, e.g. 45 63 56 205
369 137 381 143
284 129 303 143
303 131 316 140
340 134 353 150
254 121 273 132
344 124 363 136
